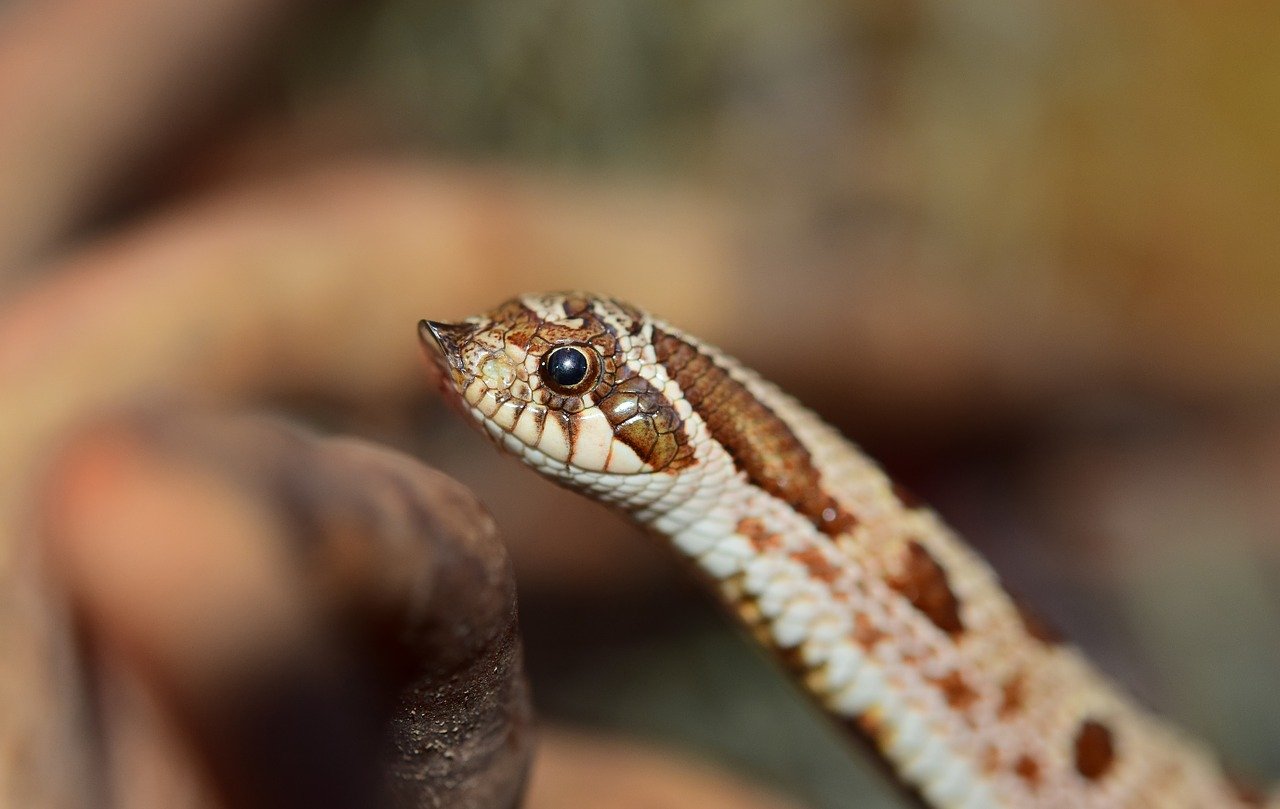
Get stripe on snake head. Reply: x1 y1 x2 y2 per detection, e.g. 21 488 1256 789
653 328 857 536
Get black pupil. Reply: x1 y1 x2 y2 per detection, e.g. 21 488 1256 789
547 347 589 388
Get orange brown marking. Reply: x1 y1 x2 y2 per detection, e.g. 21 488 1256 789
494 300 542 350
1015 755 1042 789
1074 719 1116 781
853 614 887 649
793 547 840 583
931 670 979 711
655 329 857 536
887 541 964 635
999 673 1026 719
736 517 773 551
981 745 1001 775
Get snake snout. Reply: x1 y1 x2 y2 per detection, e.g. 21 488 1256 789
418 320 474 359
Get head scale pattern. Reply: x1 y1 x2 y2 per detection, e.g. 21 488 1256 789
420 293 694 480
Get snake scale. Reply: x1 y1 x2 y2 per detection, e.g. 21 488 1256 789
420 292 1271 808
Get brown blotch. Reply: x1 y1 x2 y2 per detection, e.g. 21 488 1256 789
1073 719 1116 781
735 517 778 551
931 670 978 711
793 547 840 583
654 329 856 535
886 541 964 635
853 614 886 649
981 745 1001 775
496 301 542 350
1014 755 1042 789
998 673 1026 718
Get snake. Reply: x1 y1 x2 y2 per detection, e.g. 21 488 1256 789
418 291 1271 809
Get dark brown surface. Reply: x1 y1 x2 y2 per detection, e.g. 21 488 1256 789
998 673 1027 720
930 671 978 712
1014 754 1042 789
1074 719 1116 781
886 541 964 637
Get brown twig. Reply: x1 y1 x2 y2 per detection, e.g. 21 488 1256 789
0 159 732 809
37 410 531 809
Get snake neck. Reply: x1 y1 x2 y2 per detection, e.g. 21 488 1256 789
425 294 1270 809
608 323 1262 809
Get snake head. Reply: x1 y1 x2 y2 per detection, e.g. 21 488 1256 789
419 293 694 481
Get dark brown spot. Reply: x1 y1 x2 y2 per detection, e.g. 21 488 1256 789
1074 719 1115 781
998 673 1026 718
793 547 840 583
736 518 775 550
853 613 888 649
930 670 978 711
654 329 856 535
887 541 964 635
1015 755 1042 789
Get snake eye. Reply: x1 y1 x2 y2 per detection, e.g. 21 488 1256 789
540 345 601 395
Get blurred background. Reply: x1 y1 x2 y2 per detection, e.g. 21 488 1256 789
2 1 1280 807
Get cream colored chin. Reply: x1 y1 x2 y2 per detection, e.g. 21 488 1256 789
463 384 647 474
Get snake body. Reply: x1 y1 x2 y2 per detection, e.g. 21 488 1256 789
420 292 1266 808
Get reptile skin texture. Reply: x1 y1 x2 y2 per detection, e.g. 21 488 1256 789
420 292 1271 809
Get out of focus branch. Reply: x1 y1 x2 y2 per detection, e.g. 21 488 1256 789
0 159 734 809
37 411 530 809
